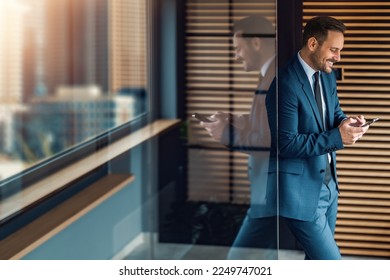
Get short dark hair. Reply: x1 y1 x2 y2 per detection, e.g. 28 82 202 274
233 15 275 39
302 16 346 46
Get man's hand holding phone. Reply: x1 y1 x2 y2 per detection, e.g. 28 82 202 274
361 118 379 127
340 115 374 145
347 116 379 127
194 112 230 142
192 113 216 123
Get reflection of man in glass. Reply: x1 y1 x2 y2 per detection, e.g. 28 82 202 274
200 15 277 259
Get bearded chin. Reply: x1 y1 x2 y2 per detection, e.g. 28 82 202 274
308 53 321 72
323 63 334 74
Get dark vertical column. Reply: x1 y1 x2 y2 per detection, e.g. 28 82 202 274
176 0 186 120
277 0 303 69
157 0 188 245
277 0 303 251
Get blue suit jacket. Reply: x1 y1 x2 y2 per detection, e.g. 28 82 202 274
266 55 346 221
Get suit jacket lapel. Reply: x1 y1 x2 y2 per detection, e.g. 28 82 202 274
292 57 324 130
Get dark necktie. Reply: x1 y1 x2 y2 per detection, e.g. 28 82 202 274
314 72 332 184
313 71 324 128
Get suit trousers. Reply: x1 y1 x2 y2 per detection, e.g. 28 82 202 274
284 178 341 260
227 213 277 260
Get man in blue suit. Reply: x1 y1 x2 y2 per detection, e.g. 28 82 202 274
266 16 370 259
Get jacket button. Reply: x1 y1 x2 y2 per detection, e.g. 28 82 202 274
320 169 325 173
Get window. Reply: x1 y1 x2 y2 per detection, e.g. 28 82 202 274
0 0 148 182
0 0 150 224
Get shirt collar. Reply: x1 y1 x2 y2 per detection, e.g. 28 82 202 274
260 55 275 78
297 51 319 86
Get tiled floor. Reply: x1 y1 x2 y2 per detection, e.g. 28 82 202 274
124 240 385 260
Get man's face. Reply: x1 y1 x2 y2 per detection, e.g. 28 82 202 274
310 30 344 74
233 33 261 72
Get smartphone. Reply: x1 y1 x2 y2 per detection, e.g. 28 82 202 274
361 118 379 127
192 113 216 123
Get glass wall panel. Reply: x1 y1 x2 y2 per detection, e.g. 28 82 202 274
145 0 278 260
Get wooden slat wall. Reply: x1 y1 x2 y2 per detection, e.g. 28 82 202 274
304 1 390 258
185 0 276 203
